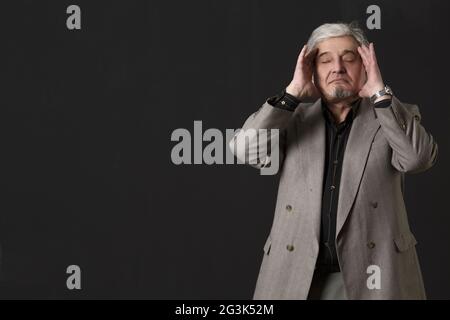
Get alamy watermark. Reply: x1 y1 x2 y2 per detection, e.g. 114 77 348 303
170 121 280 175
66 265 81 290
366 264 381 290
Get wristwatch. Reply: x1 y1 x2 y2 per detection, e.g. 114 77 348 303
370 85 393 103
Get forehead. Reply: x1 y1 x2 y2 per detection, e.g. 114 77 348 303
316 36 359 54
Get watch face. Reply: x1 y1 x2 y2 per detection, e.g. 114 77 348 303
385 86 393 95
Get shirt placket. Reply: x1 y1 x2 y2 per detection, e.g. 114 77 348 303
325 123 344 266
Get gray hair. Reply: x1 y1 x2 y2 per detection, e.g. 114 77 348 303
306 22 369 53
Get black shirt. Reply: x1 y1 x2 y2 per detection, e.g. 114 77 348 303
316 98 359 272
267 90 392 272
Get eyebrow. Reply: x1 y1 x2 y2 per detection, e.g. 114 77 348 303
342 50 357 56
317 49 357 58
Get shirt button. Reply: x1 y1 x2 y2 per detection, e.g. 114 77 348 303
367 242 376 249
286 244 295 252
286 205 292 212
330 185 336 190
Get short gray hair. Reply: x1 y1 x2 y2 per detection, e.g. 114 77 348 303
306 22 369 54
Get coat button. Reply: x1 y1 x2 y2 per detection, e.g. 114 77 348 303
367 241 376 249
286 205 292 212
286 244 295 252
371 201 378 208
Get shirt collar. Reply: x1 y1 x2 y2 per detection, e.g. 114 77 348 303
321 97 361 127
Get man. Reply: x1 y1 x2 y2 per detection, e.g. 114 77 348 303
229 22 438 299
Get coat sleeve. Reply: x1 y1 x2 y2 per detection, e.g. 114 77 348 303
228 101 296 172
374 96 438 174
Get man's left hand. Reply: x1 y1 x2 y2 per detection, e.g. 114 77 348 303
357 43 389 101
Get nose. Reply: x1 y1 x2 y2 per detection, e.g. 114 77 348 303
332 59 346 74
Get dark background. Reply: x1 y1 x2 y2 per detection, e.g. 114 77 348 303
0 0 448 299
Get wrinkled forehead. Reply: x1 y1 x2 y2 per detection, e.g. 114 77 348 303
315 36 360 55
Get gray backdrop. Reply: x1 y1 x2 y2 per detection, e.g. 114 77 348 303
0 0 449 299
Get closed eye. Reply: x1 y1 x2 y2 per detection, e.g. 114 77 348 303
342 52 356 62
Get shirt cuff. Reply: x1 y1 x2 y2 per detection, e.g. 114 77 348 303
267 90 301 112
374 98 392 109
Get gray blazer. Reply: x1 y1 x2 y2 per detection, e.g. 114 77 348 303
229 96 438 299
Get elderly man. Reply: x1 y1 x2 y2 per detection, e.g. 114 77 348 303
229 22 438 300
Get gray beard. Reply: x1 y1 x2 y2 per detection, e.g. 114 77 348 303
333 87 353 99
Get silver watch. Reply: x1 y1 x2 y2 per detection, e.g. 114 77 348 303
370 85 393 103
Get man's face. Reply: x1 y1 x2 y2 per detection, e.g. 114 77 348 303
313 36 366 103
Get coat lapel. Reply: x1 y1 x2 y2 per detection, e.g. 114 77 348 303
336 97 380 238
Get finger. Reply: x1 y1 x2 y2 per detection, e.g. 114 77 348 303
362 45 373 65
369 43 378 64
359 44 371 58
357 46 364 59
293 45 306 72
300 44 307 57
296 45 307 65
304 47 318 64
305 46 318 58
357 45 368 59
357 46 370 67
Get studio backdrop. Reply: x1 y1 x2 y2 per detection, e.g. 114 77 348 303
0 0 448 299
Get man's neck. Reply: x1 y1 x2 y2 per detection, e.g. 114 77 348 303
324 96 360 124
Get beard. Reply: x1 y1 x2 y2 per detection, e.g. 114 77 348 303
322 85 359 105
332 86 354 99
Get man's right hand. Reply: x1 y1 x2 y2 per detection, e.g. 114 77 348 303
285 45 320 101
